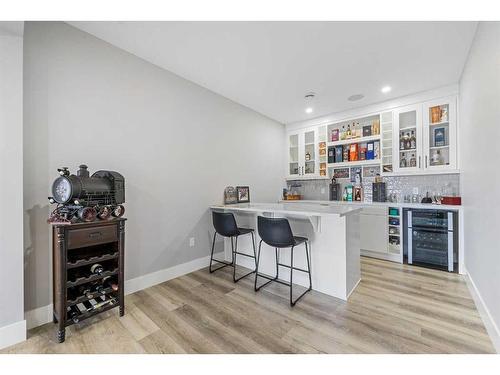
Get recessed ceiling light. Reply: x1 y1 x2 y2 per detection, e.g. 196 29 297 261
305 107 313 114
347 94 364 102
381 86 392 94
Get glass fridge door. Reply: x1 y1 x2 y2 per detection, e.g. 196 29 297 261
411 229 449 269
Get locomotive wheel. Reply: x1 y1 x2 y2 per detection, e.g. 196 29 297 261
97 206 111 220
78 207 97 222
112 204 125 218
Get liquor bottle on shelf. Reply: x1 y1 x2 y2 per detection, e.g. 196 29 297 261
400 133 405 150
346 124 351 139
343 145 350 162
90 263 104 276
400 153 407 168
340 125 346 140
405 133 411 149
410 130 416 149
409 153 417 167
356 122 361 138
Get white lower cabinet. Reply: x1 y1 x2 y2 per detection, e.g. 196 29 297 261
360 207 388 254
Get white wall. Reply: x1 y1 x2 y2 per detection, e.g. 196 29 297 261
0 28 25 348
23 22 285 315
459 22 500 351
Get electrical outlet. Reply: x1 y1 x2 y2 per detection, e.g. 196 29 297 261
189 237 195 247
412 187 419 195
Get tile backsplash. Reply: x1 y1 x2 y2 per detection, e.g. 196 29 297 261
287 174 460 203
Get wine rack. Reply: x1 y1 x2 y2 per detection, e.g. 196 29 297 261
52 218 126 343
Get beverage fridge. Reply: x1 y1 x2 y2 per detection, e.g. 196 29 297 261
403 209 458 272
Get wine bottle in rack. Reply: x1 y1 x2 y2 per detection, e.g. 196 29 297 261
69 305 81 323
77 284 94 299
90 263 104 275
102 276 119 291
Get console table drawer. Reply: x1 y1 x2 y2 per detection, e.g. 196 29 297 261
67 225 118 249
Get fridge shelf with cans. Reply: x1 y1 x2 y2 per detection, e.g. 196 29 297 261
388 207 402 255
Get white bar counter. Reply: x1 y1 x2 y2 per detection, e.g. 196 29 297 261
210 203 362 301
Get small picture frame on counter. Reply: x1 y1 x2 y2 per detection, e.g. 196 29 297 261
236 186 250 203
223 186 238 204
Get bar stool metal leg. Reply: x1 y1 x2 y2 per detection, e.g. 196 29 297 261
290 241 312 306
305 241 312 290
209 232 233 273
232 234 257 282
254 240 279 291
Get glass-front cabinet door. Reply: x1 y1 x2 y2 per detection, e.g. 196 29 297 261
288 133 300 177
394 104 422 173
286 127 318 179
423 97 457 171
303 129 316 176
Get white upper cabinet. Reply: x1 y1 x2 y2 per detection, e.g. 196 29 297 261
286 93 458 178
393 104 423 173
422 97 457 171
393 96 457 174
287 126 321 179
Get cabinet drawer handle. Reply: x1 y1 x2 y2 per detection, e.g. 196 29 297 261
419 156 421 168
425 155 428 168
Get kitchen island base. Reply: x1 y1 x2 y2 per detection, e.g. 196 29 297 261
210 203 361 301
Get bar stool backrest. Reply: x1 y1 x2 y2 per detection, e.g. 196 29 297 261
257 216 295 248
212 211 239 237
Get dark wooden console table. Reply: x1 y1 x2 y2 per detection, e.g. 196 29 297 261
52 218 126 342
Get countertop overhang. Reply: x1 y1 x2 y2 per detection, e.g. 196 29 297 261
279 199 463 211
210 202 362 218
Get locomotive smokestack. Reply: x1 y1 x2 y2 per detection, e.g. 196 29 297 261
77 164 89 178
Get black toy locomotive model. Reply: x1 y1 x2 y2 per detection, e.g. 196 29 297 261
48 164 125 223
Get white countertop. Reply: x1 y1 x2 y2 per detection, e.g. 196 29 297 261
210 202 362 217
280 199 463 211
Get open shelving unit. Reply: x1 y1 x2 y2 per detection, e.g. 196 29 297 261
388 207 401 255
325 114 382 178
52 218 126 343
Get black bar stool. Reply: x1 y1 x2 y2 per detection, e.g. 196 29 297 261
255 216 312 306
210 211 257 282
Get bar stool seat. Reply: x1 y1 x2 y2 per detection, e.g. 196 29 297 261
209 211 257 282
292 236 308 246
254 216 312 306
235 227 254 236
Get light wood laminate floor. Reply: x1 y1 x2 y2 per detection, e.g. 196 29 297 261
2 257 495 353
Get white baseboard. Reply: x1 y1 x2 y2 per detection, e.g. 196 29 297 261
361 251 401 263
25 304 53 330
0 320 26 350
465 269 500 353
24 253 219 330
124 253 220 295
